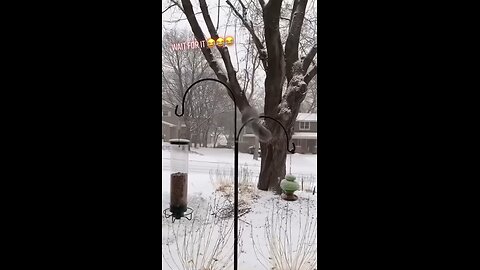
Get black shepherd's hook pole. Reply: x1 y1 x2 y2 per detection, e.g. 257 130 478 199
175 78 239 270
175 78 295 270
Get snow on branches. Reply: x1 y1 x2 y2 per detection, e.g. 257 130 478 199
278 60 308 123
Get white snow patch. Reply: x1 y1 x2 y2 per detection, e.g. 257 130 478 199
297 113 317 122
292 74 304 80
279 106 291 114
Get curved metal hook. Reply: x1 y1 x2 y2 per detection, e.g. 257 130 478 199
237 115 295 154
174 78 237 117
174 105 183 117
260 116 296 154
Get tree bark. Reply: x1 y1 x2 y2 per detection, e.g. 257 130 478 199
253 136 259 160
203 128 209 147
256 0 287 191
258 135 287 193
285 0 308 82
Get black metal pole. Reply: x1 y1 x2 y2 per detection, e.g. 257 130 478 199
234 133 238 270
234 115 294 269
174 78 239 270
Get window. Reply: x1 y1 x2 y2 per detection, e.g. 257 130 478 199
299 121 310 130
162 110 171 117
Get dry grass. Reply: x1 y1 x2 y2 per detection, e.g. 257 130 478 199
299 174 317 194
251 198 317 270
209 164 260 208
162 195 244 270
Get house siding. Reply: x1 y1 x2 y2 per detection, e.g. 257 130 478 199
295 121 317 133
292 138 317 154
241 114 317 154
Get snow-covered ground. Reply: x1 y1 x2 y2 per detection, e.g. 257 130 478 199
162 142 317 270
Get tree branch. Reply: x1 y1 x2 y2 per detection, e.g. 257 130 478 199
278 64 309 128
180 1 225 79
162 4 176 14
163 13 202 24
199 0 219 39
216 0 220 31
238 0 247 17
302 44 317 73
258 0 265 10
225 0 267 69
198 0 242 87
304 65 317 85
181 0 249 111
169 0 185 13
263 0 284 116
285 0 308 82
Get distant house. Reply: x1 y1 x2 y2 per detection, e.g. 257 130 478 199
162 104 187 141
241 113 317 154
291 113 317 154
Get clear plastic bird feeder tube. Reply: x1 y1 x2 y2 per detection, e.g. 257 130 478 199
163 139 193 222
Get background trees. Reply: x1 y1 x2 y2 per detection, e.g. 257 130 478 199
162 29 234 147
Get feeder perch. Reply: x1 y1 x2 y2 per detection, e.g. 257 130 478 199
163 139 193 222
280 174 299 201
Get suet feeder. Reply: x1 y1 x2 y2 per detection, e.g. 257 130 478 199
163 139 193 222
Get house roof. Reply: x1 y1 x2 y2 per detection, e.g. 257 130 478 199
162 121 177 127
292 132 317 140
162 121 186 128
162 100 173 106
296 113 317 122
243 132 316 140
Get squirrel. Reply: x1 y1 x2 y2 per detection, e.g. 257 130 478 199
240 107 272 143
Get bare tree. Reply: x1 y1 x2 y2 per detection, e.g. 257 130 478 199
168 0 317 193
162 29 233 146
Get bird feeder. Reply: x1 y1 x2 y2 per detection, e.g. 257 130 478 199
280 174 299 201
163 139 193 222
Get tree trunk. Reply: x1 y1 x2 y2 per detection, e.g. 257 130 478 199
227 130 235 148
253 136 259 160
203 130 209 147
258 135 288 194
213 128 219 147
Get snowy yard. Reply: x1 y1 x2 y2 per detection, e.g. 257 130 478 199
162 143 317 270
